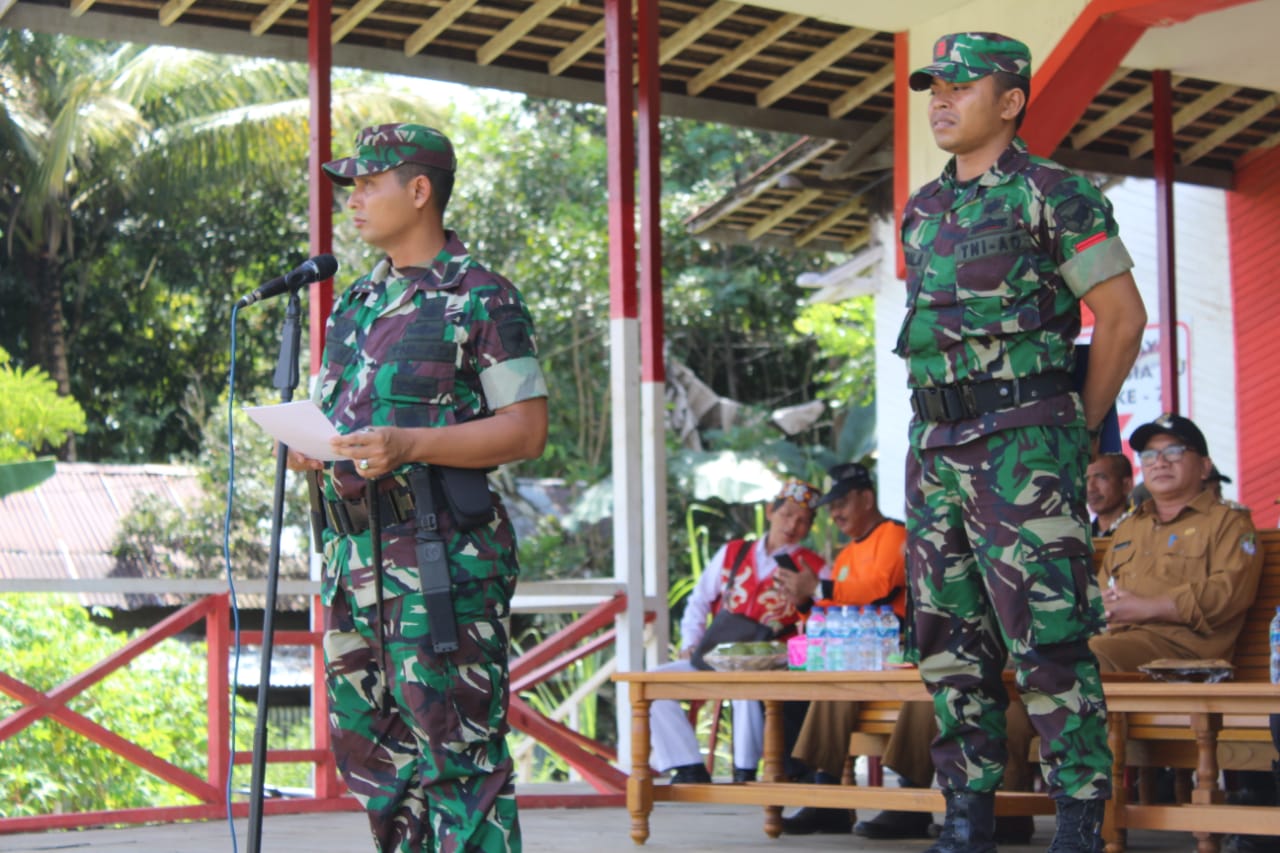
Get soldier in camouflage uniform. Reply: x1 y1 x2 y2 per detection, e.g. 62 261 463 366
288 123 548 852
894 33 1147 853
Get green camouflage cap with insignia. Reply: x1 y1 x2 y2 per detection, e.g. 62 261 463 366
322 122 456 186
909 32 1031 91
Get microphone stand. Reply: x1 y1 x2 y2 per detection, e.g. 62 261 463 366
246 288 303 853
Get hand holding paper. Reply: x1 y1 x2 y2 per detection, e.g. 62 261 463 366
244 400 344 461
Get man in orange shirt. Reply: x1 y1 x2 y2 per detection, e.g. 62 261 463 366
774 462 907 834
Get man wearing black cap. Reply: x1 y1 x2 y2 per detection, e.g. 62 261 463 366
773 462 907 835
894 31 1148 853
1095 413 1262 671
1105 416 1274 853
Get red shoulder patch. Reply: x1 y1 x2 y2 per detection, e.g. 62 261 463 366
1076 232 1108 253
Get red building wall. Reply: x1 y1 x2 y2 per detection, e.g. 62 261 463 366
1230 145 1280 529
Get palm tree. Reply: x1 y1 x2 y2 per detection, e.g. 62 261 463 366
0 31 432 459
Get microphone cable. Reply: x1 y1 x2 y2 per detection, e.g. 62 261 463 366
223 304 245 853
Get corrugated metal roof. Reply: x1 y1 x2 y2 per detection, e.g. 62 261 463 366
0 462 204 608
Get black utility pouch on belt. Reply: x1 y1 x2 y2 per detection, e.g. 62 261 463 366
407 468 460 654
436 465 494 531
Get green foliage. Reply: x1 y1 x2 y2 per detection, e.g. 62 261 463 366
0 346 86 461
0 595 207 815
794 296 877 416
0 33 436 462
509 614 610 781
0 595 316 815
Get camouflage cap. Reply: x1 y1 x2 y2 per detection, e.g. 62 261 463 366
909 32 1031 91
322 122 456 186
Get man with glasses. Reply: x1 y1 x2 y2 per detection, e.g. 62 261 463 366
1094 413 1263 671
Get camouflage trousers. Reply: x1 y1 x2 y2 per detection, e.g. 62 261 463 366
324 573 521 852
905 422 1111 800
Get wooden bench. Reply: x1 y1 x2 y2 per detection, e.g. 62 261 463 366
843 530 1280 784
616 530 1280 853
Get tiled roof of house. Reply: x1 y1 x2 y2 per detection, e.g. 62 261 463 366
0 462 204 608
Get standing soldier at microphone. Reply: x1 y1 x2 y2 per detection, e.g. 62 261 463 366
288 123 547 853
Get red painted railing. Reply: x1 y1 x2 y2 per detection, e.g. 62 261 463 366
0 590 643 832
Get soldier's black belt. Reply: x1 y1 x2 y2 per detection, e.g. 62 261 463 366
909 371 1074 423
324 485 416 536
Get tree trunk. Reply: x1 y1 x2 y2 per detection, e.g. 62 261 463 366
36 249 77 461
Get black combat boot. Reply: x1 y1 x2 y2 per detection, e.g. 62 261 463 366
924 790 996 853
1047 797 1105 853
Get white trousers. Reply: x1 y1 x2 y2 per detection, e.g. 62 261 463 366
647 658 763 772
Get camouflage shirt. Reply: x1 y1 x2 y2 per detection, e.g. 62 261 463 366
314 231 548 607
895 137 1134 449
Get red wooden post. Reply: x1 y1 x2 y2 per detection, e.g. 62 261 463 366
207 593 231 803
308 0 334 375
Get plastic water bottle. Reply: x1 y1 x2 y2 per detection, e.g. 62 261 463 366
1270 605 1280 684
842 605 859 671
806 607 827 672
858 606 879 670
824 606 847 671
878 605 900 669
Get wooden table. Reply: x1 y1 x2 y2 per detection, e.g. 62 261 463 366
614 670 1280 853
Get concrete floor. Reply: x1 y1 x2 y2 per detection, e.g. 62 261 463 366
0 802 1215 853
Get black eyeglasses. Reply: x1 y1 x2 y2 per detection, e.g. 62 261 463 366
1138 444 1187 466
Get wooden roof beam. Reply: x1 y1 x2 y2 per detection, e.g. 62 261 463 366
250 0 294 36
158 0 197 27
1129 83 1236 158
634 1 740 86
68 0 97 17
828 63 892 119
549 18 604 75
1182 93 1280 165
794 197 864 248
686 137 838 233
661 1 740 65
478 0 570 66
686 13 804 96
332 0 385 44
821 114 893 179
747 188 822 240
1071 82 1152 149
551 0 636 76
756 27 875 108
842 229 872 253
405 0 477 57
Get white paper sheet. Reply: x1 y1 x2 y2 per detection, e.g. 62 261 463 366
243 400 344 461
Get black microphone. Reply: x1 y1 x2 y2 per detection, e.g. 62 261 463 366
235 254 338 308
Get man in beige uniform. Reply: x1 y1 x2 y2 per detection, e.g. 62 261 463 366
1094 413 1262 668
860 413 1263 844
